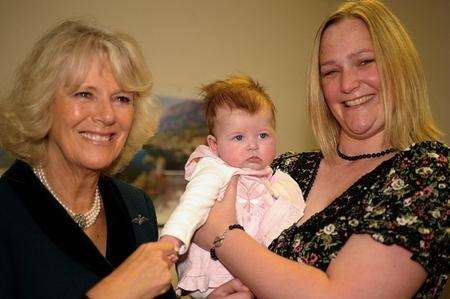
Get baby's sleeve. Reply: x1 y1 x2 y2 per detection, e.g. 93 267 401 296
160 158 234 253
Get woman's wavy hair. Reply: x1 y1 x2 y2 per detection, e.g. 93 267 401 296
307 0 441 159
0 19 159 174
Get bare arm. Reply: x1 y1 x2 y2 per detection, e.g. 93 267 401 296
195 178 427 299
218 231 425 298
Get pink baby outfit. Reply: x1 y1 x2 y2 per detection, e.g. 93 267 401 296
161 145 305 298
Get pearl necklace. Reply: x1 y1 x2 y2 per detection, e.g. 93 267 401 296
337 147 396 161
33 166 102 230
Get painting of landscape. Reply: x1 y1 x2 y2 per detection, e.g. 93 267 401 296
117 95 208 225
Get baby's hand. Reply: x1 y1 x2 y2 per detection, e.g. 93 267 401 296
160 235 183 262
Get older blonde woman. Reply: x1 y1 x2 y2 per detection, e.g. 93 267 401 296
0 19 253 299
195 1 449 298
0 20 179 299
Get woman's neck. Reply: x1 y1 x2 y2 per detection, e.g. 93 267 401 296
42 156 100 212
338 130 389 156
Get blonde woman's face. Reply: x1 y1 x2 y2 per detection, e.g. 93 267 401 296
319 18 385 142
47 58 135 171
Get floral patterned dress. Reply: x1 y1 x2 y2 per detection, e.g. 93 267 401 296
269 141 449 298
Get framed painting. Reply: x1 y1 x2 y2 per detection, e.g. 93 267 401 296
117 95 207 226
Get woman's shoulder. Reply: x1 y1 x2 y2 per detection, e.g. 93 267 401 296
0 178 20 222
401 141 449 158
358 141 448 276
375 140 448 209
399 140 448 162
393 140 448 184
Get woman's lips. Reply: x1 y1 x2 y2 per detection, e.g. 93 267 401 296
79 131 114 142
343 94 374 107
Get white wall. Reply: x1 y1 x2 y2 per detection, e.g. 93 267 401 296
1 0 448 154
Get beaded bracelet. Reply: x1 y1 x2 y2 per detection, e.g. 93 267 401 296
210 224 244 260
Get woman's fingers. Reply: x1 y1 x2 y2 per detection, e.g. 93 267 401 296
207 279 254 299
87 241 175 299
222 175 238 204
123 242 175 295
223 292 254 299
145 241 177 258
212 174 238 219
227 278 251 293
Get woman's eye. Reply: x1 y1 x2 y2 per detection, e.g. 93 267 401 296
75 91 92 98
360 58 375 66
116 95 132 104
259 132 269 139
233 135 244 141
321 69 338 78
115 93 134 105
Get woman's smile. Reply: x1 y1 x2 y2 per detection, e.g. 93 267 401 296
79 131 115 144
343 94 375 107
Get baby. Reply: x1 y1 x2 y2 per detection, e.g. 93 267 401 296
160 75 305 298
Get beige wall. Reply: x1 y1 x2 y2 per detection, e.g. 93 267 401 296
0 0 448 154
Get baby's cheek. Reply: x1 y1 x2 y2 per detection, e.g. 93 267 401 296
220 147 246 167
264 142 277 165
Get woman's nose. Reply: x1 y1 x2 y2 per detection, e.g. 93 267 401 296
94 97 115 125
341 67 359 93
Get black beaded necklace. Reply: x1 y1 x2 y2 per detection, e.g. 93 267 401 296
337 147 396 161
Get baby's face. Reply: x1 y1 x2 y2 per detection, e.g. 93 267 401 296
207 107 276 170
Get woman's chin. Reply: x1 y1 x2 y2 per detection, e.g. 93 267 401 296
339 109 385 141
67 155 118 173
341 124 385 142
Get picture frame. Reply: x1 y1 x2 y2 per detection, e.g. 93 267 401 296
117 95 207 226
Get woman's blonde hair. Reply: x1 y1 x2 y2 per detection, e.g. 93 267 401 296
0 20 159 174
307 0 441 159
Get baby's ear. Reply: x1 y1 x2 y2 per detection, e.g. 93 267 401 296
207 135 218 154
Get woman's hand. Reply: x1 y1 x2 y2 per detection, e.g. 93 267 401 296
86 242 176 299
206 279 254 299
194 175 239 250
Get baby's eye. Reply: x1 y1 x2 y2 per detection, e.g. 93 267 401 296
259 132 269 139
233 135 244 141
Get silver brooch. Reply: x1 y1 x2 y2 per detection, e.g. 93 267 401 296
132 214 149 225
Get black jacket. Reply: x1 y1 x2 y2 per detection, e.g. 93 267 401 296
0 160 176 299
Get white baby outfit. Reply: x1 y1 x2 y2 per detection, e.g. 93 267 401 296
161 145 305 297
